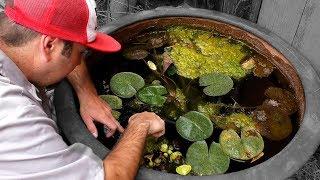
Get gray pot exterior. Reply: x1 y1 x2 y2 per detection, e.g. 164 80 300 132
54 7 320 180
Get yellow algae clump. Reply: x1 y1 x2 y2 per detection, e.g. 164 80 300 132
167 26 249 79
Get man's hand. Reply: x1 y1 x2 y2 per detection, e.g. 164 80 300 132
128 112 165 138
104 112 165 180
78 91 124 138
67 59 124 138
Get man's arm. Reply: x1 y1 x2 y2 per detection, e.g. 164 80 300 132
104 112 165 180
67 59 124 138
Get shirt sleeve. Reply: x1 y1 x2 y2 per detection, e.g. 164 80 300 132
0 77 104 180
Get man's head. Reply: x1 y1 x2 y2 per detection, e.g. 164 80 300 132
0 0 121 86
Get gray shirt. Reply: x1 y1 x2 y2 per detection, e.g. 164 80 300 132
0 50 104 180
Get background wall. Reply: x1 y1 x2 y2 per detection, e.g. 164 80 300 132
0 0 319 179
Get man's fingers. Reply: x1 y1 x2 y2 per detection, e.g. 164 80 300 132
81 112 98 138
152 129 165 138
115 120 125 133
98 111 118 138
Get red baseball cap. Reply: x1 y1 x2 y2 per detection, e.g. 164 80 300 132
4 0 121 52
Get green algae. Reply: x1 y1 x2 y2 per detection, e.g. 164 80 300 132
167 26 249 79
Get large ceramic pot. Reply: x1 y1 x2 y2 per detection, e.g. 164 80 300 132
54 7 320 180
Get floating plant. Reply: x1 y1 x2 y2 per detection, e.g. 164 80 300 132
199 73 234 97
137 85 168 107
176 164 192 176
99 95 123 119
95 25 299 176
186 141 230 175
176 111 213 141
214 113 255 132
110 72 145 98
220 127 264 160
99 95 123 110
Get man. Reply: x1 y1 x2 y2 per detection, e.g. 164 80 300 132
0 0 165 179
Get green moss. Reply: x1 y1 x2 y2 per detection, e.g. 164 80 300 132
197 103 220 118
167 26 249 79
175 88 187 111
215 113 255 132
144 137 169 154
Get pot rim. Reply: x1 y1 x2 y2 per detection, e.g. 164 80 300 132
103 7 320 180
55 7 320 180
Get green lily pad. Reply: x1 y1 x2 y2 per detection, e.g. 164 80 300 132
199 73 233 97
220 127 264 160
111 110 121 120
176 111 213 141
137 85 168 107
186 141 230 175
176 165 192 176
110 72 145 98
99 95 123 110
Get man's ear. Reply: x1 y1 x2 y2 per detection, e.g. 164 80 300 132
39 35 58 62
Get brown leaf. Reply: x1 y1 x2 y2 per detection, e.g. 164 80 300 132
162 52 173 74
123 47 148 60
252 55 275 77
265 87 298 115
253 101 293 141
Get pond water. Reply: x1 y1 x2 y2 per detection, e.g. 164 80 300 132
88 26 299 176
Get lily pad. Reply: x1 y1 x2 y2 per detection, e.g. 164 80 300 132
99 95 123 110
186 141 230 175
111 110 121 120
253 100 293 141
176 165 192 176
123 47 148 60
137 85 168 107
199 73 233 97
220 127 264 160
110 72 145 98
176 111 213 141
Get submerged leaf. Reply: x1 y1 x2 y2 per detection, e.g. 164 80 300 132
186 141 230 175
110 72 145 98
220 127 264 160
264 87 297 115
137 85 168 107
147 33 168 49
214 113 255 132
253 100 293 141
123 47 148 60
162 52 174 74
176 165 192 176
99 95 123 110
251 55 275 78
176 111 213 141
199 73 234 97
